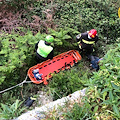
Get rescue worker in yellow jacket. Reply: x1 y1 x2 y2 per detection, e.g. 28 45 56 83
35 35 54 62
76 29 98 55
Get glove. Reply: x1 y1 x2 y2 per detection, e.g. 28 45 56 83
76 34 81 40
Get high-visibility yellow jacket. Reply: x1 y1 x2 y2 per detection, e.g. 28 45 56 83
37 40 53 58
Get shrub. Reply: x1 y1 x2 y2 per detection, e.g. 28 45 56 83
54 0 120 42
84 43 120 119
0 30 44 87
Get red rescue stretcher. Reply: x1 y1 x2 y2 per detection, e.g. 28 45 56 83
28 50 82 85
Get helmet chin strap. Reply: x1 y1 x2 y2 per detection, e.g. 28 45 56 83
88 34 92 39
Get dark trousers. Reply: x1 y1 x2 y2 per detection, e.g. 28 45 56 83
78 44 93 56
87 55 99 61
36 52 47 61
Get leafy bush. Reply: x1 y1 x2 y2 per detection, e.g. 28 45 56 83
0 30 52 88
84 43 120 119
0 31 35 87
54 0 120 42
0 28 74 87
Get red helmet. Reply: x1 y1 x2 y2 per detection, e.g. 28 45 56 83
88 29 97 38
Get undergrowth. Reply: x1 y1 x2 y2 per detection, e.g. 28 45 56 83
0 0 120 119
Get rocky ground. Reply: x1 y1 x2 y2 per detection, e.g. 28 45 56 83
14 88 86 120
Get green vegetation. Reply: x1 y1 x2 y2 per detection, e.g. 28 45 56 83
0 0 120 119
0 100 26 120
48 61 90 100
83 43 120 119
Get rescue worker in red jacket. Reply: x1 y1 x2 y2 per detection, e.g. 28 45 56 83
76 29 98 55
35 35 54 62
